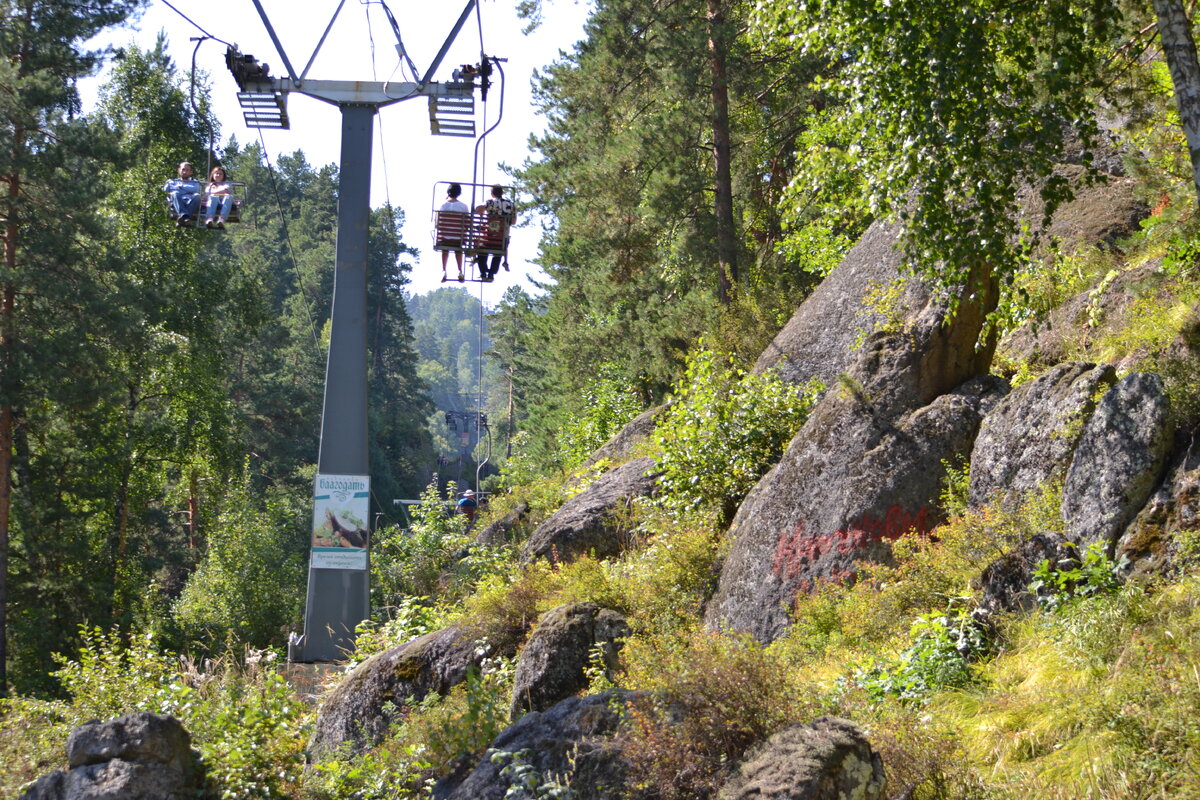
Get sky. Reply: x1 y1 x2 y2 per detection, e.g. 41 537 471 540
81 0 592 299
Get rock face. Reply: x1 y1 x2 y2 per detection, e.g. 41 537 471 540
718 717 885 800
968 362 1116 510
1062 372 1174 552
1118 439 1200 575
20 713 203 800
753 222 930 387
510 603 630 719
522 457 660 565
311 625 499 757
432 690 641 800
708 296 1007 642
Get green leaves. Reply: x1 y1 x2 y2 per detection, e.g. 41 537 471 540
653 344 822 519
754 0 1124 291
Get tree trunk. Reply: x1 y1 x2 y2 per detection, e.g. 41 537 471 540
707 0 738 304
1154 0 1200 203
0 166 17 698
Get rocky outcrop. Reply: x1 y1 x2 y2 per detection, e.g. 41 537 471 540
1062 372 1174 553
718 717 885 800
708 295 1008 642
522 457 660 565
20 713 203 800
968 362 1115 510
1118 437 1200 576
1000 259 1165 371
510 603 630 719
753 222 930 387
311 625 503 757
432 690 641 800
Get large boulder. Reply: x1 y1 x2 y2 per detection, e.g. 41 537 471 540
510 603 630 719
753 222 929 387
968 362 1116 510
522 457 660 565
20 713 203 800
707 294 1008 642
1062 372 1174 553
718 717 885 800
311 625 502 757
1118 439 1200 576
432 690 642 800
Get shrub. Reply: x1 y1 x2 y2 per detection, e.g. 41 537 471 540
1029 541 1126 612
372 480 472 604
620 627 825 799
172 472 305 652
653 344 822 521
848 607 985 705
556 363 643 469
2 628 307 800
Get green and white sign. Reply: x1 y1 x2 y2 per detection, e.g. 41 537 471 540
311 473 370 570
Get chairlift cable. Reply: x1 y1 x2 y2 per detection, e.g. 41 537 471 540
255 128 324 353
160 0 237 49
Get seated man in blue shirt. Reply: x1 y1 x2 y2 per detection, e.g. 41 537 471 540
163 161 201 226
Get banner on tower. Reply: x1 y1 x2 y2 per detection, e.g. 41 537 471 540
311 473 370 570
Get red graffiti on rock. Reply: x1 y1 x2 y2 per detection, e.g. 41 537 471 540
772 505 933 582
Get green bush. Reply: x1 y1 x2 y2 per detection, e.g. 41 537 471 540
1029 541 1126 612
172 471 305 651
1 628 307 800
849 608 985 705
557 363 643 469
372 480 472 604
652 344 822 520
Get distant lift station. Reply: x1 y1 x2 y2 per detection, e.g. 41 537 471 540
230 0 498 662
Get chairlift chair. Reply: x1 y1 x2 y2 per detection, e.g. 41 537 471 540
166 181 248 229
431 180 515 281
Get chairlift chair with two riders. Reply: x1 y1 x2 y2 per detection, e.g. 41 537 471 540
432 180 515 283
165 178 248 230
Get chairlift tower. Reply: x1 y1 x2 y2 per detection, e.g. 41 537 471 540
235 0 490 662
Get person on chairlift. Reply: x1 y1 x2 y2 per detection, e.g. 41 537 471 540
437 183 470 282
204 166 235 229
163 161 201 227
474 184 515 282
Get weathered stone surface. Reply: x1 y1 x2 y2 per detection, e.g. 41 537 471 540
974 532 1075 625
1062 372 1174 552
511 603 630 719
718 717 885 800
753 222 930 387
707 300 1008 642
1117 437 1200 577
1036 167 1145 249
433 690 642 800
474 502 529 547
968 362 1115 510
311 625 502 757
522 457 660 565
581 405 665 470
20 713 203 800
